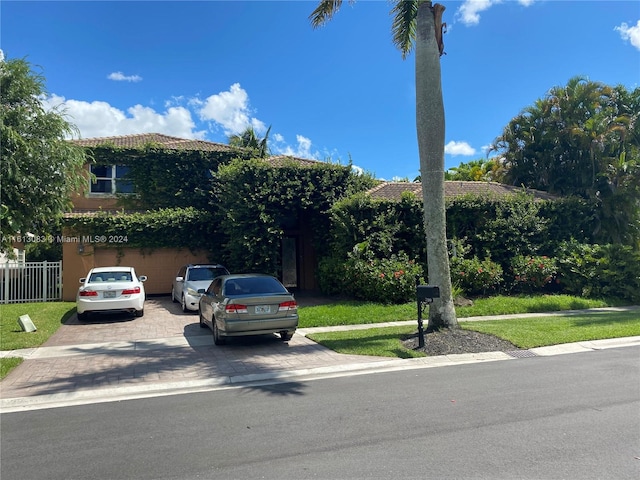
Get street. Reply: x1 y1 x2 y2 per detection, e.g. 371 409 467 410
2 346 639 480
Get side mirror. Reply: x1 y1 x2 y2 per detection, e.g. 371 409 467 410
175 276 184 282
139 275 148 282
79 278 86 284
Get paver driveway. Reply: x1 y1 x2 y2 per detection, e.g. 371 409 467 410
0 297 390 399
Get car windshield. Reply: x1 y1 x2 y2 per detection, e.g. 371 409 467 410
90 272 132 282
187 267 227 282
224 277 288 296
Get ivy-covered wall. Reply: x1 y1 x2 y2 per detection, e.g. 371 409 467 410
66 207 220 254
66 152 377 288
86 144 253 210
212 158 377 275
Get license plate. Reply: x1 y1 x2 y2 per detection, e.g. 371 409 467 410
103 291 116 298
255 305 271 314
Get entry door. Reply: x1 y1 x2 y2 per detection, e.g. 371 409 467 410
281 237 298 288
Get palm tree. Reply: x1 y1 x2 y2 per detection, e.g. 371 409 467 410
311 0 458 329
228 125 272 158
493 77 640 245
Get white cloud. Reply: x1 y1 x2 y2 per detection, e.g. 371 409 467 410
107 71 142 82
41 84 320 159
250 118 267 135
615 20 640 51
277 134 316 158
457 0 535 26
445 140 476 156
457 0 499 26
42 94 204 139
351 165 365 176
197 83 262 136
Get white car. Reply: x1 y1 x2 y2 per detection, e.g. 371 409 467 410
77 266 147 321
172 264 229 312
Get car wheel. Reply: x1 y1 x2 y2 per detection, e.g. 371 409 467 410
199 309 207 328
181 295 189 313
171 287 178 303
280 331 293 341
77 312 88 322
135 308 144 318
212 319 226 346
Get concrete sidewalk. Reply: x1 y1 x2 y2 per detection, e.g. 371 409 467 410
1 299 639 412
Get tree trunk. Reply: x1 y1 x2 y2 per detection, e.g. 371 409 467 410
415 2 458 330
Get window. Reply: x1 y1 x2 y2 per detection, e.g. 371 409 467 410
208 278 222 296
90 165 134 194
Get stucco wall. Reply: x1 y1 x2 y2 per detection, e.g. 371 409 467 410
63 240 211 301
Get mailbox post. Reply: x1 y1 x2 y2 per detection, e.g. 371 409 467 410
416 279 440 348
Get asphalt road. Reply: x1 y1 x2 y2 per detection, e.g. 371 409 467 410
2 346 639 480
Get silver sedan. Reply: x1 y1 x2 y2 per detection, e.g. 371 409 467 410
198 274 298 345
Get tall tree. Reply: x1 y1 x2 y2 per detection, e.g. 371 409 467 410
492 77 639 245
0 56 87 254
228 125 271 158
311 0 458 329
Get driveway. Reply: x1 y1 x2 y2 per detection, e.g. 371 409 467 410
0 297 390 401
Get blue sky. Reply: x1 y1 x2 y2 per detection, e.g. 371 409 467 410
2 1 639 180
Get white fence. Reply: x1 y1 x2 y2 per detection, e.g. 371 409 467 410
0 261 63 304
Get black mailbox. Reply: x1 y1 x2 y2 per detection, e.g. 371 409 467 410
415 284 440 348
416 285 440 301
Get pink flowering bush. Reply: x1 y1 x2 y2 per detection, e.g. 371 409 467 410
449 255 503 296
343 250 424 304
510 254 557 292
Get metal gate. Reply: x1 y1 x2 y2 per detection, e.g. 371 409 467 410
0 261 63 303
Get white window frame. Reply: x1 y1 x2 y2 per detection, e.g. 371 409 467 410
88 165 134 196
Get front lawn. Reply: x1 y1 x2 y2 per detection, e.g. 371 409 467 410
298 294 616 328
0 302 76 380
463 309 640 349
307 309 640 358
0 302 76 351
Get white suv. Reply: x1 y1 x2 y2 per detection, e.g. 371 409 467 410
171 264 229 312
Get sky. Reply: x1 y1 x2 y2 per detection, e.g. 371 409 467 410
2 1 639 180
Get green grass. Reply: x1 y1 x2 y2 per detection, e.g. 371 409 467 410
0 302 76 380
308 308 640 358
0 302 76 351
298 294 616 328
462 310 640 349
298 301 416 328
454 295 617 318
0 357 23 380
308 326 424 359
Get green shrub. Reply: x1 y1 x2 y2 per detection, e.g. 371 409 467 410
317 255 349 296
509 255 558 293
557 241 640 302
449 255 503 296
338 247 424 304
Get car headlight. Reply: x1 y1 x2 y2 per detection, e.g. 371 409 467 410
186 287 200 297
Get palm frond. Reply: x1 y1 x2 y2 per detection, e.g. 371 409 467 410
391 0 421 59
309 0 345 29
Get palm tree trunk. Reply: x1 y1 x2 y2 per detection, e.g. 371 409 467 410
415 2 458 329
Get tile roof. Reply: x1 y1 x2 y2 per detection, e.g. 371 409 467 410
367 181 557 201
71 133 238 153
